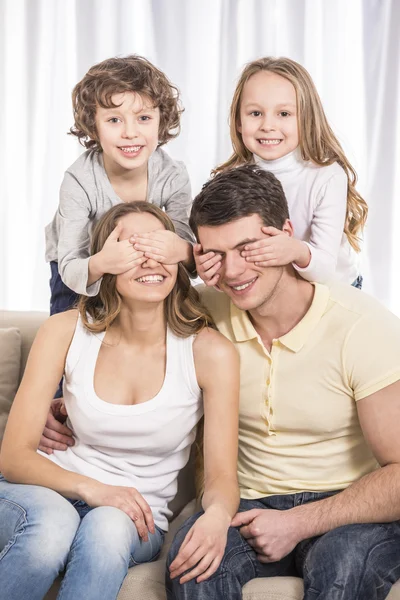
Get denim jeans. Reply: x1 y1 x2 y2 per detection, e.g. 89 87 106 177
166 491 400 600
0 476 164 600
49 261 80 398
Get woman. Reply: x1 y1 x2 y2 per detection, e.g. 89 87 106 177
0 202 239 600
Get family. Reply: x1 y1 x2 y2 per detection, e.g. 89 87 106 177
1 54 400 600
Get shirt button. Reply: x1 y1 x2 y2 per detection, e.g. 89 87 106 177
267 379 271 385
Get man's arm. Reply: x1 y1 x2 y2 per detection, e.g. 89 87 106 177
233 379 400 562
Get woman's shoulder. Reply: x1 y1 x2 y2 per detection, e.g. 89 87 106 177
193 326 238 363
41 309 79 339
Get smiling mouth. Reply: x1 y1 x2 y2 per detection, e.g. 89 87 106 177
118 145 143 153
258 139 282 145
228 277 257 292
135 275 166 284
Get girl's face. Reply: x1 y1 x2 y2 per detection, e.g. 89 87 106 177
95 92 160 176
115 212 178 304
238 70 299 161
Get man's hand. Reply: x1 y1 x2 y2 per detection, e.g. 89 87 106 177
169 506 230 583
194 244 222 286
38 398 74 454
232 508 302 563
131 230 190 265
241 227 311 269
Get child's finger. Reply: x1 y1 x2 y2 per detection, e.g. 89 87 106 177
261 226 283 236
202 261 221 281
196 252 219 266
133 242 164 253
245 252 274 263
255 259 279 267
131 230 164 242
198 254 221 272
242 246 273 257
144 251 166 263
243 240 272 252
205 273 220 287
108 221 124 242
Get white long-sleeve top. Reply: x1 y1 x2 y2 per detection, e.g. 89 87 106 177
255 148 359 284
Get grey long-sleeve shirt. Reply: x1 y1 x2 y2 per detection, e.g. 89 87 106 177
45 147 195 296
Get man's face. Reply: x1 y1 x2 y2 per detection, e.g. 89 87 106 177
198 214 287 313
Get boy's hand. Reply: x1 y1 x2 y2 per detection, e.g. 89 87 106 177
130 230 190 265
194 244 222 286
92 222 146 277
241 227 311 269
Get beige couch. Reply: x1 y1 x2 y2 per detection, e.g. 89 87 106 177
1 309 400 600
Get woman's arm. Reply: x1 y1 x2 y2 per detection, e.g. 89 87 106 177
169 327 240 583
0 310 90 497
0 311 155 538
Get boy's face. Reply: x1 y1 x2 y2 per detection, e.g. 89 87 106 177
95 92 160 175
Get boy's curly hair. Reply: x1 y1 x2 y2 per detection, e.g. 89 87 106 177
69 55 183 150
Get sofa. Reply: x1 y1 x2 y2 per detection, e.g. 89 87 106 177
1 309 400 600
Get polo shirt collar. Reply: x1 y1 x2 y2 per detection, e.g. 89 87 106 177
230 283 330 351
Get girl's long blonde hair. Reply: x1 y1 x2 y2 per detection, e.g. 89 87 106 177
215 57 368 252
78 202 214 336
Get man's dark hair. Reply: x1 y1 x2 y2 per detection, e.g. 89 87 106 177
190 165 290 239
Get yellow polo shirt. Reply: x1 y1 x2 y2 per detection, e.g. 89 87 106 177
200 282 400 498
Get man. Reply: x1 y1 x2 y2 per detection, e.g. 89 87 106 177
166 165 400 600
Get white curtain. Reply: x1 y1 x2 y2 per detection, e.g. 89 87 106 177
1 0 399 314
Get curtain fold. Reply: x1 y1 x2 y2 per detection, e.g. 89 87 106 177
1 0 399 314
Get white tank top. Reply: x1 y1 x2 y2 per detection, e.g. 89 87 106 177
41 315 203 530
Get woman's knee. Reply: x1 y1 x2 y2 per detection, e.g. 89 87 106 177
0 485 80 571
78 506 137 561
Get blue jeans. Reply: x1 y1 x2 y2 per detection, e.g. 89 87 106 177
0 476 164 600
166 492 400 600
49 261 79 398
352 275 363 289
49 261 79 317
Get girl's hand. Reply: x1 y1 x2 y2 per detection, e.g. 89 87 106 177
131 230 189 265
194 244 222 286
241 227 311 268
95 222 146 275
169 506 230 584
80 481 155 541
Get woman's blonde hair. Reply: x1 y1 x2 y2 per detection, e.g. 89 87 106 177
215 57 368 252
78 202 214 337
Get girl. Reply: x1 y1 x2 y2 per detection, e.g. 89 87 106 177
46 55 195 318
1 203 239 600
195 57 367 288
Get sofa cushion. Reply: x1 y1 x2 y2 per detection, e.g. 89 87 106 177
0 327 21 442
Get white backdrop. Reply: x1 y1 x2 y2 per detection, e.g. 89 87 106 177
1 0 399 314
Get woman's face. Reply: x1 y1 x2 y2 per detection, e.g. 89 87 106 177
115 212 178 303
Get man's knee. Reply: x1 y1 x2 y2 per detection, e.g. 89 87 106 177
303 522 400 594
167 512 203 569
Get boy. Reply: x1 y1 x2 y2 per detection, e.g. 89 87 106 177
46 55 195 316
